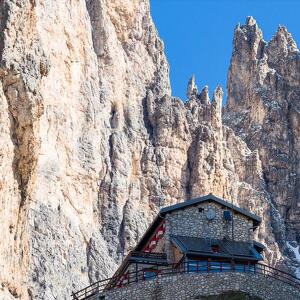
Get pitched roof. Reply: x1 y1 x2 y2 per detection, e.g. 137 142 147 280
135 194 261 251
171 235 263 261
160 194 261 225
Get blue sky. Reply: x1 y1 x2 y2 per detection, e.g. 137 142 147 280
150 0 300 100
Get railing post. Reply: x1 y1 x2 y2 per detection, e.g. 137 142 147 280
72 261 300 298
207 260 210 273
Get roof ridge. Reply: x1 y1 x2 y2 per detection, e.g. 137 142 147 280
159 194 261 224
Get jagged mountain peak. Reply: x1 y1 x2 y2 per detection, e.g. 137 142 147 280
186 74 198 99
268 25 298 54
199 85 210 105
233 16 265 61
225 11 300 280
245 15 257 26
212 85 223 102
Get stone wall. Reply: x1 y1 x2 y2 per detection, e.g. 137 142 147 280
166 202 253 242
98 272 300 300
109 201 256 281
164 203 254 262
164 202 253 260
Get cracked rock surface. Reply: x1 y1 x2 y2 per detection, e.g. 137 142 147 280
224 16 300 276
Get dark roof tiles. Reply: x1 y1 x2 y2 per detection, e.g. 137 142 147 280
171 235 263 261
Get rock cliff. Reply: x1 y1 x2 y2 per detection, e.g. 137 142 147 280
0 2 298 300
224 16 300 275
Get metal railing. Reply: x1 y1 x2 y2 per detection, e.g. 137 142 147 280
72 261 300 300
131 251 167 260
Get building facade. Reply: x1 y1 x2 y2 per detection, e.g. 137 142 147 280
72 194 300 300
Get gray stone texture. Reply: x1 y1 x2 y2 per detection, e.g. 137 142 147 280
166 202 253 242
100 272 300 300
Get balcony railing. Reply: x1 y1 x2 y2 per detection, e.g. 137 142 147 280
131 251 167 260
72 261 300 300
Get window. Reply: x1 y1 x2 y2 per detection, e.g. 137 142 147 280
186 260 207 273
234 263 245 273
221 262 231 272
249 264 255 273
210 261 221 272
211 245 220 253
223 210 232 221
198 207 204 213
185 260 255 274
143 269 159 280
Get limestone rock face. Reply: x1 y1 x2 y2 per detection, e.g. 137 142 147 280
0 0 170 299
0 2 297 300
224 17 300 273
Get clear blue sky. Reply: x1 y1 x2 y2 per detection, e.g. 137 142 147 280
150 0 300 100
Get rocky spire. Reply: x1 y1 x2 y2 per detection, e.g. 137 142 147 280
245 15 256 26
199 85 210 105
227 16 266 109
266 25 298 69
232 16 265 61
211 85 223 130
186 75 198 99
273 25 297 51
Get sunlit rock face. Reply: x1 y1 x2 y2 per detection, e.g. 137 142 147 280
0 0 170 299
224 16 300 275
0 2 297 299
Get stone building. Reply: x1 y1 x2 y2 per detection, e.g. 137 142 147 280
72 194 300 300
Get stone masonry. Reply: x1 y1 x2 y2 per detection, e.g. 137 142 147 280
166 202 253 241
164 202 254 262
98 272 300 300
